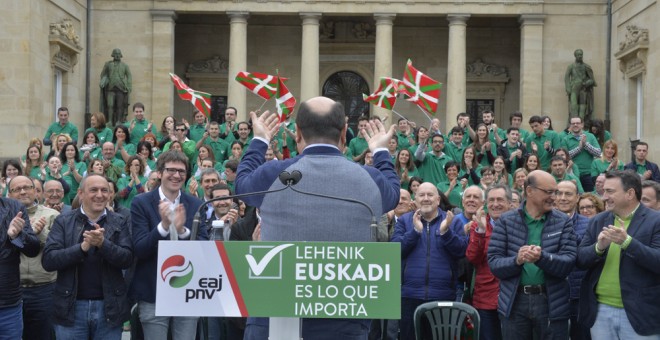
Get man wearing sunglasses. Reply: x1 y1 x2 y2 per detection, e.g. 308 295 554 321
164 123 196 161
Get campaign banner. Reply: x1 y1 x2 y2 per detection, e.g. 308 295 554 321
156 241 401 319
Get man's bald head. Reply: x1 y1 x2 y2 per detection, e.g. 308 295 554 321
296 96 346 145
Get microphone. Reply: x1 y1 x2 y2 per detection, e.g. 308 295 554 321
278 170 302 186
190 170 299 240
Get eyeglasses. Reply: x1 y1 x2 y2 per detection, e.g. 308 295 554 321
10 185 34 193
530 185 559 196
164 167 187 176
175 128 186 132
45 189 64 195
579 205 595 211
432 140 444 144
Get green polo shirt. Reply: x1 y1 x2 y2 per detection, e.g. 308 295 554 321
396 131 414 151
596 210 636 308
553 173 584 193
189 124 207 142
562 132 600 176
220 122 237 143
437 181 463 208
417 152 450 185
526 131 560 170
444 142 465 163
591 159 624 177
204 137 230 163
520 206 546 285
125 119 150 145
85 127 113 145
348 136 369 160
44 122 78 146
487 126 506 144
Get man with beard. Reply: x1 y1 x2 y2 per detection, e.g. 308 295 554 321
482 110 505 145
465 184 513 340
488 170 576 339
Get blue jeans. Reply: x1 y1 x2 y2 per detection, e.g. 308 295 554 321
477 309 502 340
23 282 55 340
591 303 660 340
138 301 198 340
0 302 22 340
569 299 591 340
500 292 568 340
54 300 122 340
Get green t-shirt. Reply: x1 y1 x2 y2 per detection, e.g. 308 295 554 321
444 142 465 163
85 127 113 145
126 119 151 145
553 172 584 193
526 131 560 171
591 159 624 177
437 181 464 208
116 175 148 208
396 131 414 151
417 152 450 185
348 136 369 160
596 212 635 308
520 206 546 285
189 124 207 143
45 122 79 147
204 137 230 164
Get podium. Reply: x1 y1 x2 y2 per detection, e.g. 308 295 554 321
155 241 400 339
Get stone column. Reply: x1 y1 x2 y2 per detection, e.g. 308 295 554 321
150 10 177 125
519 14 546 117
300 13 321 102
373 13 396 121
227 11 249 121
445 14 470 128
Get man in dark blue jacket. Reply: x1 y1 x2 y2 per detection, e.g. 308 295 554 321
42 174 132 339
130 150 208 340
577 170 660 338
0 196 39 339
624 142 660 183
391 182 466 340
488 170 576 339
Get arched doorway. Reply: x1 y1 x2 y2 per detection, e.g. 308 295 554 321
322 71 370 133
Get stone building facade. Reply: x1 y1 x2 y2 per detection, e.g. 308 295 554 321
1 0 657 160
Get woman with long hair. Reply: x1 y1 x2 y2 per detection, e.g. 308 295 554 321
20 137 43 166
24 144 44 179
113 125 136 163
137 141 157 175
157 115 176 147
80 131 102 163
141 132 162 158
410 126 431 155
394 149 418 190
589 118 611 149
472 123 496 166
116 155 147 208
590 139 624 181
408 176 423 200
85 112 113 144
492 156 511 186
523 153 540 173
460 145 482 185
1 159 23 196
46 133 72 160
193 144 223 177
224 141 244 166
59 142 85 203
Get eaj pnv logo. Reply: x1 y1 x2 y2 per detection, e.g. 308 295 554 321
161 255 194 288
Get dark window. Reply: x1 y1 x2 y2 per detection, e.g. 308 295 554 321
322 71 370 134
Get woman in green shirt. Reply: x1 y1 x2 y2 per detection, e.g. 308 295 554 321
472 123 496 167
408 176 423 201
24 144 44 179
113 125 136 163
60 142 86 204
394 149 418 190
437 161 466 208
493 156 512 186
85 112 113 145
591 139 624 181
116 155 147 208
80 131 102 164
460 145 482 186
137 141 158 175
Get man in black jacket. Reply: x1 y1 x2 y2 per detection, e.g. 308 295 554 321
0 195 40 339
43 174 133 339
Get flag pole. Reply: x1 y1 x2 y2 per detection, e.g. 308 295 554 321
416 105 434 124
257 98 268 112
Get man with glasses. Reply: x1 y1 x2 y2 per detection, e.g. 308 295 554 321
562 116 601 192
8 176 59 340
488 170 577 339
555 180 591 340
0 179 40 339
577 170 660 338
130 150 208 340
43 180 71 213
415 133 451 185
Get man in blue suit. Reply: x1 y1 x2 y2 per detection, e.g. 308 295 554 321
577 170 660 338
236 96 400 340
130 150 208 340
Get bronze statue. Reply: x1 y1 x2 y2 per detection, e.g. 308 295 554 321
564 49 596 121
100 48 132 126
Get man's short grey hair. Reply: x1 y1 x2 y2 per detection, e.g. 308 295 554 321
465 185 485 200
200 168 221 181
486 184 512 202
